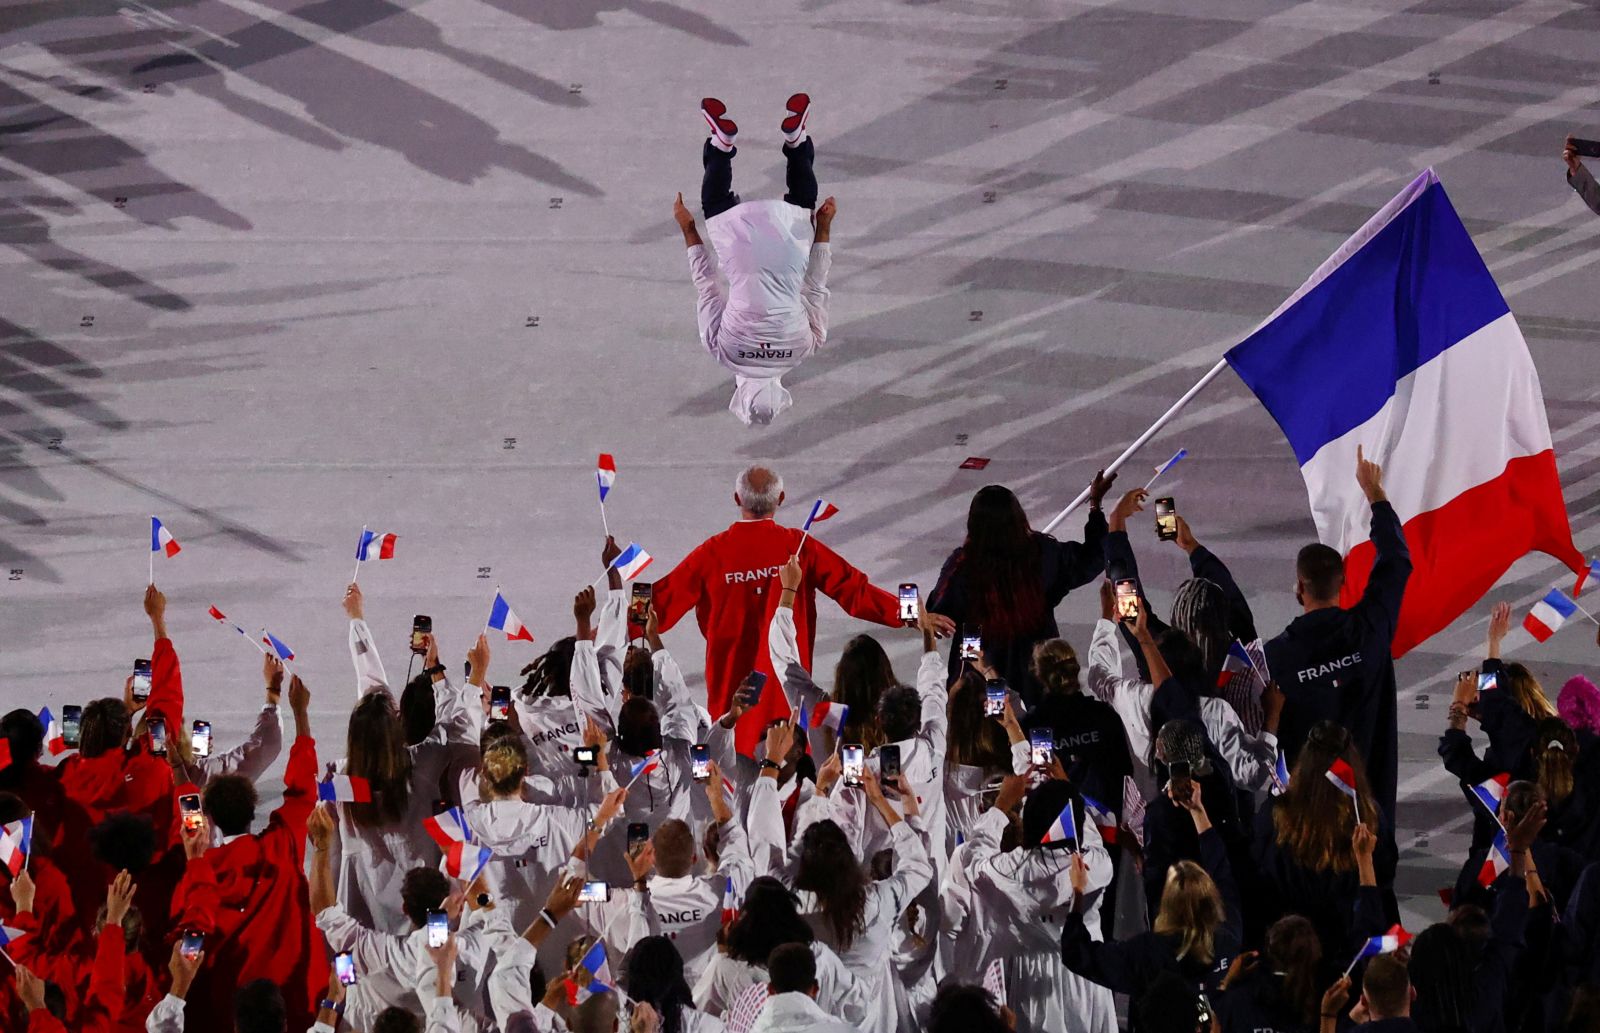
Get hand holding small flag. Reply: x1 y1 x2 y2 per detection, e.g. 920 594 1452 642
150 516 180 583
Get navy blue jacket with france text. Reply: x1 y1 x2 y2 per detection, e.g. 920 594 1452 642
1265 500 1411 822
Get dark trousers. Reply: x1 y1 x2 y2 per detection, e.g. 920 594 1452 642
701 137 817 220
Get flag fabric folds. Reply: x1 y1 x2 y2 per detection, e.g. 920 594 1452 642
1478 829 1512 887
487 592 536 643
610 543 653 581
39 708 65 756
356 529 399 562
1040 799 1077 846
1524 589 1578 643
423 807 471 850
1575 557 1600 597
1080 794 1117 845
262 631 295 662
1470 773 1510 821
597 454 617 502
802 499 839 532
0 817 31 876
151 517 181 558
809 700 848 734
1224 169 1582 657
317 775 372 803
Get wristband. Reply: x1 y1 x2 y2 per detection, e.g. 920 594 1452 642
539 908 559 929
319 998 338 1013
423 664 447 677
760 759 782 771
780 587 797 597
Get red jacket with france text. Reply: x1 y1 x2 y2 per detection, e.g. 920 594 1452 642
652 518 900 754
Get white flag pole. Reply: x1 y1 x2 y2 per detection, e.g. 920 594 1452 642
352 526 367 585
599 498 611 541
1040 359 1230 536
1568 597 1600 626
148 517 155 585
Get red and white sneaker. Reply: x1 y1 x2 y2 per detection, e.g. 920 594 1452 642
701 98 737 150
782 93 811 144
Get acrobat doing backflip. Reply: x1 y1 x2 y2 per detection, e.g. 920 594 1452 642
672 93 835 427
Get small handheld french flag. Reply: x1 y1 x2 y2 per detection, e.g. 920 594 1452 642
355 529 399 562
1040 799 1077 847
317 774 372 804
1151 448 1188 479
1080 793 1117 845
1470 773 1510 821
1216 641 1252 689
1272 749 1291 795
597 453 617 502
0 923 26 949
610 543 653 581
423 807 471 850
487 591 536 643
39 707 65 756
569 941 613 1005
802 498 839 532
444 842 493 882
151 517 181 558
1477 829 1511 887
629 751 661 784
0 817 32 876
721 874 738 928
1524 588 1579 643
809 700 849 734
1347 923 1412 974
1575 557 1600 598
262 631 295 662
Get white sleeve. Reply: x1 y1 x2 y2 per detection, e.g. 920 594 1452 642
431 673 481 746
813 942 870 1026
1085 619 1124 703
745 776 788 876
530 1003 572 1032
145 994 186 1033
571 640 621 733
1008 740 1030 776
801 242 831 348
878 820 934 913
767 609 826 752
1202 700 1276 793
713 810 756 890
687 244 725 355
594 588 628 688
349 618 389 696
425 996 465 1033
916 651 948 767
198 704 282 783
654 650 700 744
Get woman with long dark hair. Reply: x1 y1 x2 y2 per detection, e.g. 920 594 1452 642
929 476 1114 703
693 876 868 1024
1215 916 1324 1033
624 935 725 1033
791 770 933 1033
943 667 1028 853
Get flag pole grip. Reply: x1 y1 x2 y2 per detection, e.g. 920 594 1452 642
1040 358 1232 536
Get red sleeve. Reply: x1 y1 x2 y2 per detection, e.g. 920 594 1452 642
169 856 219 936
26 1009 69 1033
86 924 126 1019
651 541 710 633
803 539 899 628
269 736 319 864
147 637 185 732
7 910 45 968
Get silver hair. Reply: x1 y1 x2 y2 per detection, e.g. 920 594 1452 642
735 464 784 516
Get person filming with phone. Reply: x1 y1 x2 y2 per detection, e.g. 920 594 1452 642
1564 135 1600 216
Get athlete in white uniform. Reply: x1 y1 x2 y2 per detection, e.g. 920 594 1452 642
673 94 835 426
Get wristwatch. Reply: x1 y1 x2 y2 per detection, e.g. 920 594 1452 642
760 759 782 772
423 664 447 678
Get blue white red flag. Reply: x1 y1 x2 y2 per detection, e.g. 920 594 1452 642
1272 749 1291 795
721 875 738 928
802 499 839 532
610 543 653 581
317 775 372 803
1147 449 1188 485
1574 557 1600 597
1040 799 1077 847
1225 170 1582 657
356 529 399 562
261 631 295 662
597 454 617 502
151 517 181 558
1524 588 1578 643
568 941 613 1005
423 807 471 850
629 751 661 784
444 842 493 883
1216 641 1253 689
0 922 26 949
1352 924 1412 965
1080 794 1117 845
1470 773 1510 821
809 700 848 734
1478 829 1512 887
39 708 65 756
487 592 535 643
0 818 31 876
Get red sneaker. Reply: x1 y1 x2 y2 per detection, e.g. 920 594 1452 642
782 93 811 143
701 98 737 149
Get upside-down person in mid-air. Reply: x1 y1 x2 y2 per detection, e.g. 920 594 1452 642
673 93 834 426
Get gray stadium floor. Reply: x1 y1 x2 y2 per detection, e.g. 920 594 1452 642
3 0 1599 926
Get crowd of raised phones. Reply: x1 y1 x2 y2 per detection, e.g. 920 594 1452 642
3 461 1600 1033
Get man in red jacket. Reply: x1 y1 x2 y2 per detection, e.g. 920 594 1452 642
652 464 932 754
168 675 324 1031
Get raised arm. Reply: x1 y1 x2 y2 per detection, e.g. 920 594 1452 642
802 198 834 348
200 656 284 782
804 537 900 628
649 542 708 635
1352 447 1412 638
145 586 185 732
344 583 390 696
269 678 319 859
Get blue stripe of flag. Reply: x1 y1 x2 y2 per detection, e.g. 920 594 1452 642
1224 179 1509 465
1542 588 1578 620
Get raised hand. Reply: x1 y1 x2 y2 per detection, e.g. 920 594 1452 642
1087 468 1118 509
106 869 138 927
1355 444 1386 504
342 583 364 621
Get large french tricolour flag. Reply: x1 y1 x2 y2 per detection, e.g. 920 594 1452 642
1225 170 1582 656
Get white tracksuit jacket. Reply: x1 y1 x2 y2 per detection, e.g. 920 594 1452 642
940 808 1116 1033
687 200 831 426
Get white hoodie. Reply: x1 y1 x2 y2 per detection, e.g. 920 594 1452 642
687 199 831 426
748 991 858 1033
